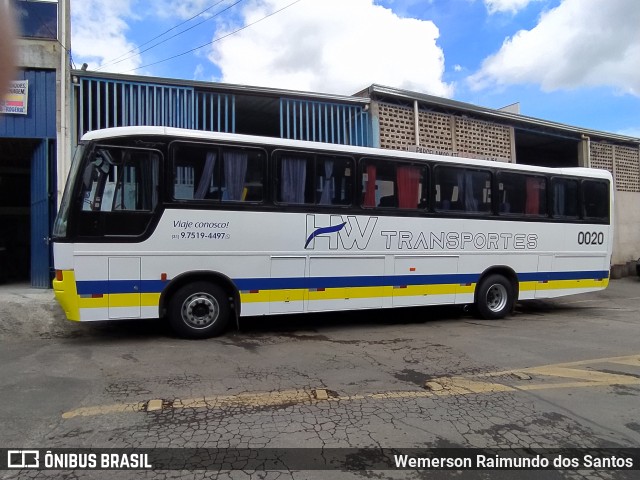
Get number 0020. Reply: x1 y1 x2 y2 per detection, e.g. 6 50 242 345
578 231 604 245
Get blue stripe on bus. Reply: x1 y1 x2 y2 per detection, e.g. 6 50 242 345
75 270 609 296
233 273 480 291
518 270 609 282
76 280 167 295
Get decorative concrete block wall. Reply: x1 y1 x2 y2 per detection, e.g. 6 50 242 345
377 102 514 162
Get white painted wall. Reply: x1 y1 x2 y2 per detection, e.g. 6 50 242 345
612 191 640 265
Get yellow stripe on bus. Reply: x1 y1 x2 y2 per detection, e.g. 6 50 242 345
235 279 607 306
240 284 466 304
78 293 161 309
308 286 391 301
519 281 538 292
534 278 608 291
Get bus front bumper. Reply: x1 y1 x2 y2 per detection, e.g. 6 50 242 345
53 270 81 321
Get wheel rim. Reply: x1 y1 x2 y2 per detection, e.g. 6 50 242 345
181 292 219 329
485 284 508 313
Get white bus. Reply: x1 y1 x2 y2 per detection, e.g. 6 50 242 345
52 126 613 338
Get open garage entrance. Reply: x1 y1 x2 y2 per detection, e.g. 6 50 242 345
0 138 55 287
514 129 581 168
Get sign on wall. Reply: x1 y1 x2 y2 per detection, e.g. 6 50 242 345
0 80 29 115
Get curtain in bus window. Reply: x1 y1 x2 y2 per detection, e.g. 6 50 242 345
397 165 420 209
223 151 248 201
281 156 307 203
319 160 334 205
194 152 216 200
525 177 541 215
554 182 565 216
151 153 159 208
458 172 478 211
466 172 478 211
136 153 159 210
363 164 377 207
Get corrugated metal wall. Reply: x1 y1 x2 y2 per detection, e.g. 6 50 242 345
280 98 371 147
74 77 236 139
195 91 235 133
74 77 371 148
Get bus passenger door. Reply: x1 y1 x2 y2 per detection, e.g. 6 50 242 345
108 257 141 319
270 257 306 313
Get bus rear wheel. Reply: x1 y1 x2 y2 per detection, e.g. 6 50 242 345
168 282 230 338
475 274 514 320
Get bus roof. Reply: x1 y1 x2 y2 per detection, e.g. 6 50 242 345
81 126 613 181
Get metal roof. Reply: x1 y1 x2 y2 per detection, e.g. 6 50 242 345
69 72 638 145
71 70 370 106
362 84 640 145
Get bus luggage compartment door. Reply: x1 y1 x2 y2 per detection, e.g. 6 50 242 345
535 255 554 299
108 257 141 319
270 257 306 314
308 256 385 311
392 255 460 307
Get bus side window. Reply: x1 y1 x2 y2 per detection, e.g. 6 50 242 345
75 145 160 238
498 172 547 217
315 155 353 206
552 178 579 218
361 159 395 208
276 152 354 206
435 166 491 214
464 169 491 213
396 164 425 209
276 152 313 204
434 166 459 211
582 180 609 221
221 148 264 202
173 144 218 200
80 148 158 212
523 176 546 216
361 159 426 210
111 150 159 211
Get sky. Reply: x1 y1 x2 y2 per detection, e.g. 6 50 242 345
70 0 640 138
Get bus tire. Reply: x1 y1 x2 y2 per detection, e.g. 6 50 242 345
168 282 230 338
475 274 514 320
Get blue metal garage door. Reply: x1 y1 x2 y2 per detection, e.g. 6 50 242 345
30 139 55 288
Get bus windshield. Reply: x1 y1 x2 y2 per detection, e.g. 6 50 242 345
52 143 85 239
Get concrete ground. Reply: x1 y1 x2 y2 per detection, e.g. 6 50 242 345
1 278 639 479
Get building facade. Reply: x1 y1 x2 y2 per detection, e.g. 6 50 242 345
357 85 640 269
0 0 70 287
1 1 638 286
66 75 640 272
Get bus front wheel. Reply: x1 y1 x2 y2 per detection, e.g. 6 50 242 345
475 274 514 320
168 282 230 338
